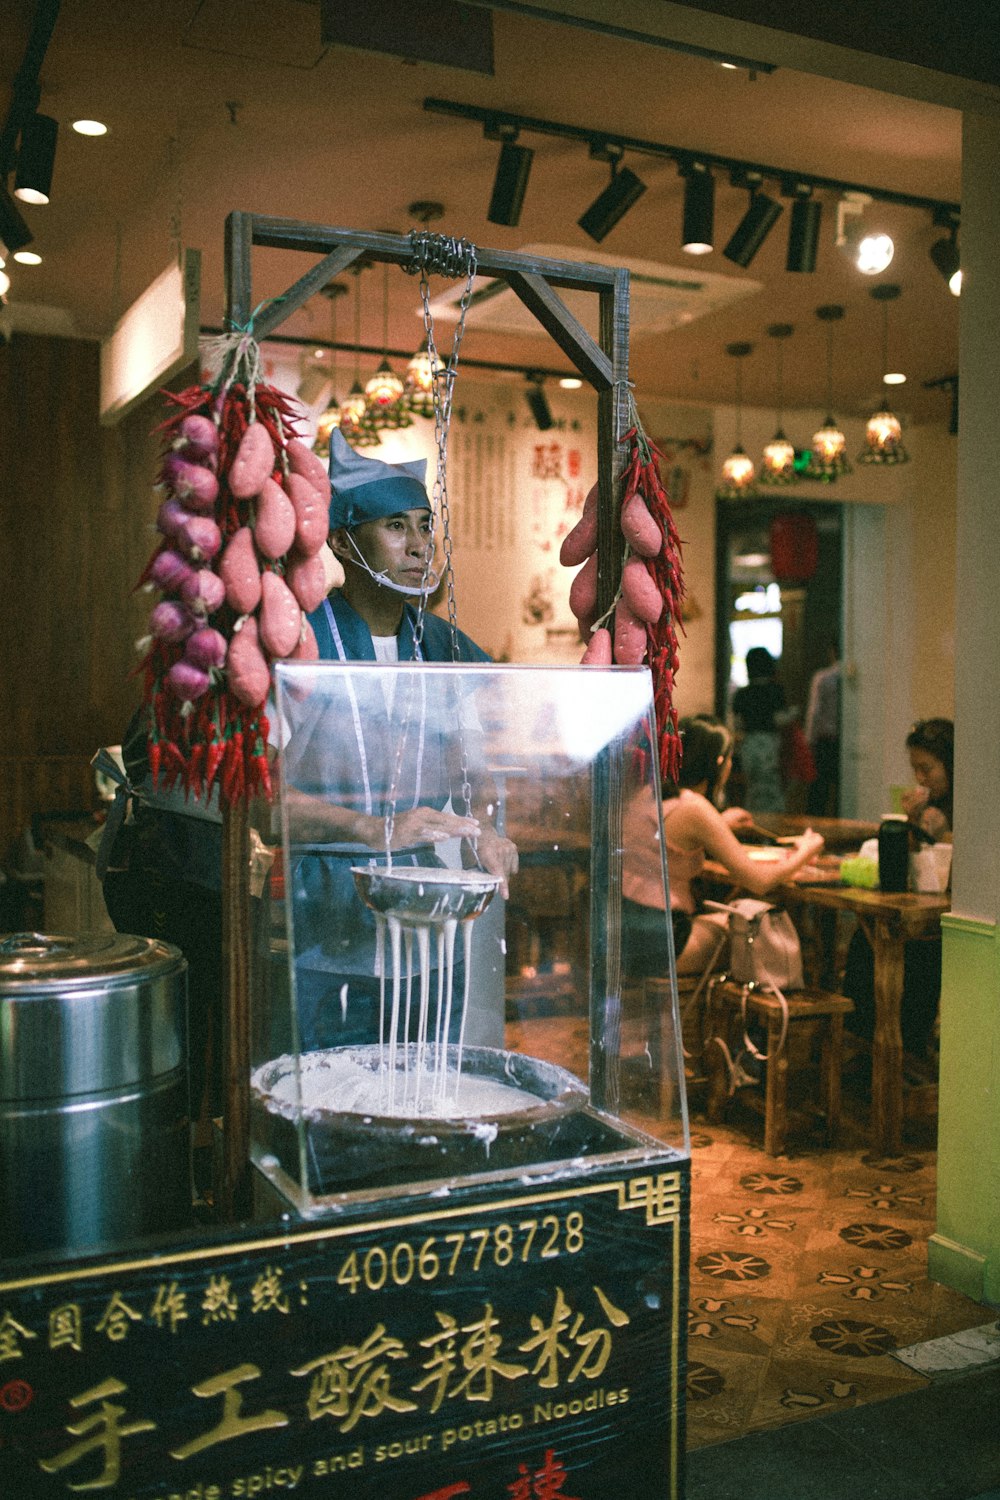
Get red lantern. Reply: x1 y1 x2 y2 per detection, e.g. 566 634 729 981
770 511 818 584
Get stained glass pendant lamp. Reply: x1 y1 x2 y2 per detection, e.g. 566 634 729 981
340 268 380 449
313 282 347 460
858 284 909 466
806 304 851 480
716 342 757 499
759 323 796 485
365 261 411 430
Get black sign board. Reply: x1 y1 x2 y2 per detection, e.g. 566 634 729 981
0 1158 688 1500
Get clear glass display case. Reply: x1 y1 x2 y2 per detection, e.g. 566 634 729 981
251 661 688 1214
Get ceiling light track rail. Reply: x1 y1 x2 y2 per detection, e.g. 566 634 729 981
423 97 960 218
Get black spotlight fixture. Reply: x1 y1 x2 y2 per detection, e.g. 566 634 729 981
525 374 554 431
785 185 822 273
929 210 961 296
14 113 59 205
485 121 534 228
577 142 646 244
680 160 714 255
723 172 784 267
0 181 34 253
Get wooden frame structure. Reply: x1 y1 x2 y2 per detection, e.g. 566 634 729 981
220 212 634 1217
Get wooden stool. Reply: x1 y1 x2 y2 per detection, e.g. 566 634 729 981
705 979 853 1155
619 971 723 1110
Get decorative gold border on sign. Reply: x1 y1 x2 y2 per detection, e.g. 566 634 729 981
1 1167 686 1500
617 1172 682 1225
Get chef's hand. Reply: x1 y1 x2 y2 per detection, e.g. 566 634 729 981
365 807 482 850
471 826 519 899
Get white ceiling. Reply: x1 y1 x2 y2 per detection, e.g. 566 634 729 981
1 0 964 424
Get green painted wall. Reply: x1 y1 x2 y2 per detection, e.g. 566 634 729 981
928 916 1000 1304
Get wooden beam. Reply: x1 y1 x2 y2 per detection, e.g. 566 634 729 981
246 215 619 292
252 245 366 344
506 270 613 390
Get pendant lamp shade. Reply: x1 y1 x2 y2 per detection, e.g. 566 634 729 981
858 284 909 466
805 304 851 480
716 342 757 499
365 262 411 430
759 323 796 485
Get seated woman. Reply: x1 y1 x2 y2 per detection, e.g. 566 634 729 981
622 715 824 978
843 717 953 1065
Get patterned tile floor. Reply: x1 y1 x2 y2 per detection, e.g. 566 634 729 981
505 1012 997 1452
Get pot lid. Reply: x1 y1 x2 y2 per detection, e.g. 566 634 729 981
0 931 182 989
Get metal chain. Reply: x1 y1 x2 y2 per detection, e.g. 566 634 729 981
383 231 479 851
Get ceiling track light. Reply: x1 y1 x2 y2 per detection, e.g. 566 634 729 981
577 142 646 244
859 283 909 466
759 323 796 486
484 120 534 228
835 190 894 275
525 373 554 431
929 209 961 296
805 304 851 481
723 174 784 267
424 99 962 258
680 160 714 255
786 188 822 273
0 181 33 253
14 112 58 205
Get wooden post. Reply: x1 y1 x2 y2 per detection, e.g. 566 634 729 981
589 267 631 1113
218 212 255 1222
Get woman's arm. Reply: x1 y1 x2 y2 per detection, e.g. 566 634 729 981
671 793 824 896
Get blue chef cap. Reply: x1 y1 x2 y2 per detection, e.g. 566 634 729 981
327 428 430 529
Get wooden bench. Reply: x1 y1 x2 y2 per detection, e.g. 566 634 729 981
704 978 854 1155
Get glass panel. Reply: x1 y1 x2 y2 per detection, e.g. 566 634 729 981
252 662 688 1214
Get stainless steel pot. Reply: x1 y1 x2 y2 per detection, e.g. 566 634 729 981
0 930 190 1261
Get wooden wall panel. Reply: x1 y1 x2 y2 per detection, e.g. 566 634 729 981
0 333 197 865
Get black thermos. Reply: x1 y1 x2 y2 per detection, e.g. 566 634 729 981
878 814 910 892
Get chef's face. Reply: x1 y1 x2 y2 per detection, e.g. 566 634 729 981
909 746 949 800
346 508 435 588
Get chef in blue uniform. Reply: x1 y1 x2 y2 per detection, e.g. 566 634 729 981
279 430 517 1051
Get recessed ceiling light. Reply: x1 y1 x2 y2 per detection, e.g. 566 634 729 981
719 61 739 70
558 377 583 390
0 269 10 296
13 249 42 265
72 119 108 137
883 372 906 386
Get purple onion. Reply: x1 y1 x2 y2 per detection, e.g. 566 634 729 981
174 413 219 469
178 515 222 563
156 497 194 539
167 658 210 702
181 568 226 616
148 548 195 594
149 599 194 643
185 626 228 671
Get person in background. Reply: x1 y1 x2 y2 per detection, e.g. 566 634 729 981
901 716 954 843
731 647 796 814
843 716 953 1069
622 715 824 977
805 641 841 817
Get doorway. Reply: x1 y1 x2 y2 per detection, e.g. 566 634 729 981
715 497 843 813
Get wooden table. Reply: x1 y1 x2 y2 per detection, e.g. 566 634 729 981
750 813 880 851
780 882 949 1155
